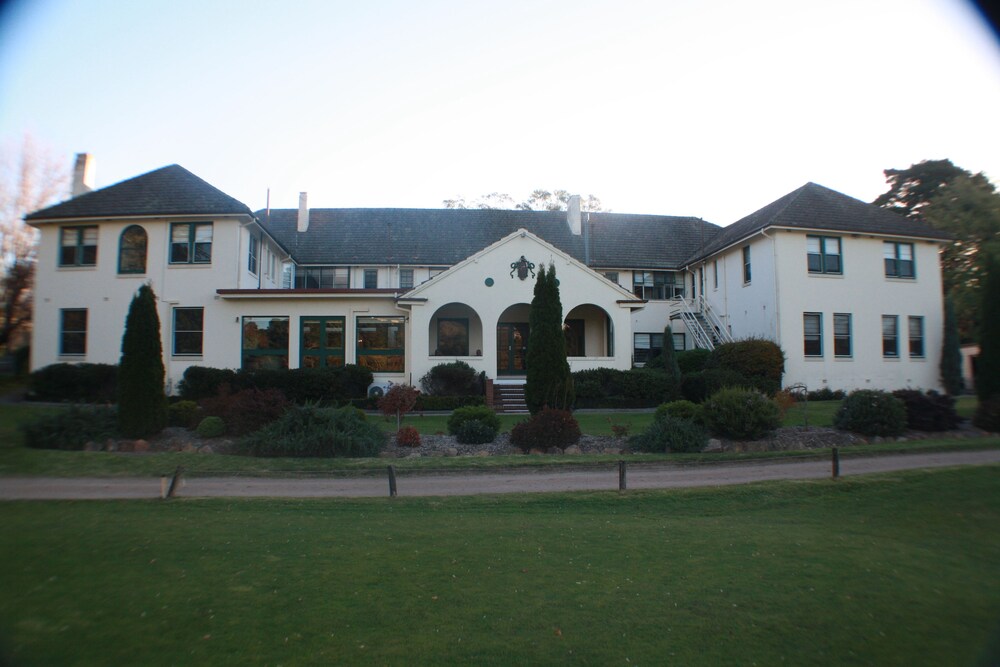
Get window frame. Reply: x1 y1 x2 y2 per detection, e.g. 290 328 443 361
833 313 852 358
633 332 665 366
59 225 98 267
241 316 290 370
742 245 751 284
363 268 378 289
883 241 915 279
117 225 147 274
172 307 204 356
803 312 823 357
248 234 259 275
294 266 351 289
436 317 470 356
806 235 842 275
300 316 346 368
882 315 899 358
169 222 213 265
59 308 87 356
908 316 925 358
632 271 683 300
399 268 414 290
356 316 406 373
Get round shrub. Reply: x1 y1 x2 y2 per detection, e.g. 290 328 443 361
168 400 201 428
420 361 481 396
973 396 1000 432
630 415 708 453
510 408 581 452
21 406 118 450
448 405 500 436
396 425 421 447
676 348 712 374
833 390 907 437
454 419 498 444
29 363 118 403
680 368 749 403
241 404 386 457
196 416 226 438
654 400 704 424
703 387 781 440
891 389 960 432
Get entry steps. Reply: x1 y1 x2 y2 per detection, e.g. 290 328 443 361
494 383 528 414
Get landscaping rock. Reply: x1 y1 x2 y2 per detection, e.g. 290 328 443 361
546 446 563 455
133 439 150 453
199 445 214 454
84 441 100 452
602 447 621 455
564 445 582 455
446 447 459 457
529 448 545 456
703 439 723 453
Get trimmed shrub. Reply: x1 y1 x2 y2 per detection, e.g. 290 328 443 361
395 425 421 447
805 387 846 402
241 404 386 457
447 405 500 436
168 400 201 428
196 416 226 439
22 406 118 450
680 368 749 403
654 400 704 424
707 338 785 395
510 408 581 452
117 284 167 438
455 419 498 445
178 366 236 401
199 387 290 436
973 396 1000 432
703 387 781 440
420 361 481 396
833 390 907 437
676 348 712 374
571 367 680 408
892 390 961 432
28 363 118 403
630 415 708 453
415 395 485 411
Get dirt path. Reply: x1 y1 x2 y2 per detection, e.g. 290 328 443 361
1 450 998 500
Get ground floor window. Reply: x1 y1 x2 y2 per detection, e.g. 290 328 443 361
882 315 899 358
357 316 405 372
435 318 469 356
60 308 87 355
564 319 585 357
909 316 924 358
804 312 822 357
672 332 685 351
301 316 345 368
173 307 204 355
242 316 289 369
633 332 664 365
834 313 852 357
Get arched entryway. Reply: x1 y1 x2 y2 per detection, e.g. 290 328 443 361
427 303 484 357
496 304 531 375
564 303 614 357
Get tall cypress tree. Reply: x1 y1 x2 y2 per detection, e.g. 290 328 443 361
118 284 167 438
976 251 1000 402
940 295 964 396
661 324 681 382
525 264 574 414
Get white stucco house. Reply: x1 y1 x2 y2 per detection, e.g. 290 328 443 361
25 157 952 400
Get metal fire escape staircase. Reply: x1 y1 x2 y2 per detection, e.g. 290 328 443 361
673 296 734 350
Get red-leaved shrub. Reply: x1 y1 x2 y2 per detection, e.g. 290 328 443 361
396 425 421 447
510 408 581 452
199 386 289 436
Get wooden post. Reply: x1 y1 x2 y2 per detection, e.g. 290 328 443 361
618 460 627 491
387 465 397 497
166 466 183 498
831 447 840 479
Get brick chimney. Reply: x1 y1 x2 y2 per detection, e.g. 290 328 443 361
297 192 309 232
71 153 96 197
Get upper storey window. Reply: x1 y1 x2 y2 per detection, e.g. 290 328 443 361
884 242 914 279
294 266 350 289
633 271 683 300
807 236 842 274
118 225 147 274
170 222 213 264
59 226 98 267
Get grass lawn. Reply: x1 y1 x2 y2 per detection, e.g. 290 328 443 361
1 466 999 665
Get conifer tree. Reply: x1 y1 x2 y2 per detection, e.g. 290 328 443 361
661 324 681 382
118 284 167 438
940 295 964 396
525 264 574 414
976 251 1000 402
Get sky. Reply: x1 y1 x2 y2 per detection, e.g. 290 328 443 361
1 0 999 225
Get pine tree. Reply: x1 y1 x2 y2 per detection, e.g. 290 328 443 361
940 295 964 395
118 284 167 438
976 251 1000 402
661 324 681 382
525 264 574 414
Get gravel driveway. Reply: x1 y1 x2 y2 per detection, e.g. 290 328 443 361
1 449 998 500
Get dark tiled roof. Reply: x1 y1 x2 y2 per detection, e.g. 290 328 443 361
25 164 252 221
258 208 722 270
688 182 952 263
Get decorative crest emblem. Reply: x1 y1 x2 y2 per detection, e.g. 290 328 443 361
510 255 536 281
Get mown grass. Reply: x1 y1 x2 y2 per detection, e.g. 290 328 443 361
1 465 999 665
